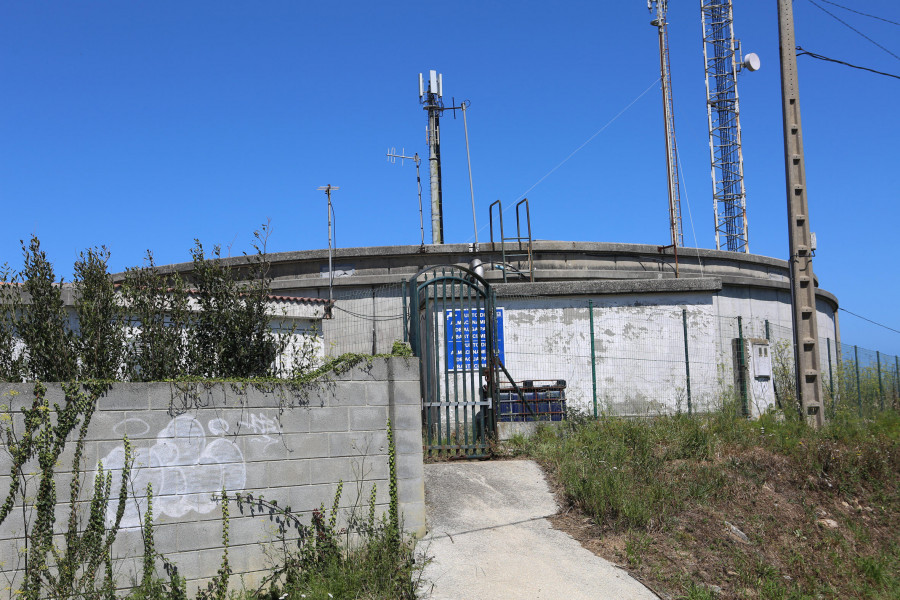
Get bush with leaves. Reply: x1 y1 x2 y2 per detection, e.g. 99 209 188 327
122 252 194 381
74 246 126 380
18 236 77 382
188 227 287 378
0 263 23 381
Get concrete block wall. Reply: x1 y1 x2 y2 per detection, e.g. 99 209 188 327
0 357 424 594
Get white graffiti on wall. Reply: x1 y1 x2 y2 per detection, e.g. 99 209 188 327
238 412 281 452
100 415 249 528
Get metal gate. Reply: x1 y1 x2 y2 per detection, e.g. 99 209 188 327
407 265 500 457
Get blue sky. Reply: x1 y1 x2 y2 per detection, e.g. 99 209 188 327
1 1 898 354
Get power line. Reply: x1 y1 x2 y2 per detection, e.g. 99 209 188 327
796 46 900 79
513 77 661 203
807 0 900 62
816 0 900 27
465 78 661 244
839 307 900 335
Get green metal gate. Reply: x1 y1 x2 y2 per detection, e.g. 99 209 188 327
407 265 500 457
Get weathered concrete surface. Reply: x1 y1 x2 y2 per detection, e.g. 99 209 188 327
420 460 657 600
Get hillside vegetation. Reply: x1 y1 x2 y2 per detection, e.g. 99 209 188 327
510 409 899 599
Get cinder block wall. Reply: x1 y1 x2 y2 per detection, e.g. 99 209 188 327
0 357 424 593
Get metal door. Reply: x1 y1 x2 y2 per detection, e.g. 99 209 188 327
408 265 499 457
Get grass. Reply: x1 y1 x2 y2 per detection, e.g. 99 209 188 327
508 408 900 599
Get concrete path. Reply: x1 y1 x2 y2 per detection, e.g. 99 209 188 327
420 460 658 600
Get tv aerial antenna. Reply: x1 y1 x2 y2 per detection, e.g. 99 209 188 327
386 148 425 250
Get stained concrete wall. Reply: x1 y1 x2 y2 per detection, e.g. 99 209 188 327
0 358 424 594
316 277 839 417
494 280 838 416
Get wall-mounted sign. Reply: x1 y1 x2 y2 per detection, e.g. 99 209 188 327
445 308 505 371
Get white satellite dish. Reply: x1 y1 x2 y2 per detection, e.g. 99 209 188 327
741 52 761 72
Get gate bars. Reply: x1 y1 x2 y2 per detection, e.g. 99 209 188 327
407 265 500 457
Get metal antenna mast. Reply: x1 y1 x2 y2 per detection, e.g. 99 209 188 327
317 184 339 306
777 0 824 428
702 0 757 253
419 70 445 244
649 1 684 248
386 148 426 249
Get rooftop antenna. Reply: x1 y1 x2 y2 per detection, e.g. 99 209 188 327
420 70 445 244
648 1 684 248
317 184 339 306
702 0 758 253
386 148 426 250
417 70 473 245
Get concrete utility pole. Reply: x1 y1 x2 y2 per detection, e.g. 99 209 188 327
649 0 685 248
777 0 824 428
420 70 444 244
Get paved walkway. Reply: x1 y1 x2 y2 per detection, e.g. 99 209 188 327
420 460 658 600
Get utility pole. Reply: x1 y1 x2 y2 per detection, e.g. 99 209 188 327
648 1 684 247
777 0 824 428
317 184 339 307
420 70 444 244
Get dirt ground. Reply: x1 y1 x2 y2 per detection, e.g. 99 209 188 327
542 446 898 599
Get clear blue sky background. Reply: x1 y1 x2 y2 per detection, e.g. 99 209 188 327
2 1 898 354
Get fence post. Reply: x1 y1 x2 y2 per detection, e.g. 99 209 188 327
737 316 748 418
877 351 884 411
766 319 782 408
401 279 409 343
589 299 598 419
895 355 899 405
854 345 862 417
682 309 692 416
827 338 834 416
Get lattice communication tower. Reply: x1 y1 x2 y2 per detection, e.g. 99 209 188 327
702 0 753 253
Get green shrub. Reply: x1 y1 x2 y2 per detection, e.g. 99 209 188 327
187 227 289 379
0 263 23 381
122 251 194 381
74 246 126 380
18 236 77 381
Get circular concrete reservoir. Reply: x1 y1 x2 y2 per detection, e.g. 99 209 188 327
139 241 839 416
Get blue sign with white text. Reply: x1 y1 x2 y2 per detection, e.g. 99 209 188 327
444 308 504 371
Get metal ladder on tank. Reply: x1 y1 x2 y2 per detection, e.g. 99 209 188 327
489 199 534 283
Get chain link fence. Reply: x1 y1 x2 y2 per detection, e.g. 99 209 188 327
322 283 407 358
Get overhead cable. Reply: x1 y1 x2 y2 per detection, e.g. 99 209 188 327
333 305 404 321
796 46 900 79
839 307 900 335
464 78 661 244
816 0 900 27
807 0 900 61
